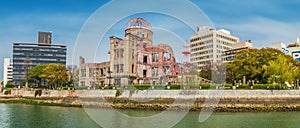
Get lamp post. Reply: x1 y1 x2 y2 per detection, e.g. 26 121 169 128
297 79 299 88
107 70 112 86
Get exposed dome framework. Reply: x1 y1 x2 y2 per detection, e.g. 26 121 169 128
126 18 152 30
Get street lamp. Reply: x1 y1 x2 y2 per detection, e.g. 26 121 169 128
297 79 299 88
107 70 112 86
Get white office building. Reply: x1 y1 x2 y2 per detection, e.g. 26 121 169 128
3 58 13 87
272 38 300 62
190 26 239 69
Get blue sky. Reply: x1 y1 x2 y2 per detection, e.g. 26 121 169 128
1 0 300 80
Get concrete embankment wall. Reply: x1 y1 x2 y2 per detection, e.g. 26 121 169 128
6 89 300 111
9 89 117 98
9 89 300 98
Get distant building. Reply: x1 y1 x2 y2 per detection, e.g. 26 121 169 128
78 56 110 87
3 58 13 87
287 38 300 61
272 38 300 61
223 40 253 62
272 42 289 54
12 32 67 85
190 26 239 69
66 65 78 85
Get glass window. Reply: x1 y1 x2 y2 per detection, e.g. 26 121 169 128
81 69 86 77
152 67 158 76
120 64 124 73
114 65 119 73
163 52 170 61
152 53 158 62
163 66 170 75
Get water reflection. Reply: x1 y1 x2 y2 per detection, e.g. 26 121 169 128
0 104 300 128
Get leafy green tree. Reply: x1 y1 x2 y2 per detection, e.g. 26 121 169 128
39 64 69 89
263 55 299 84
29 64 47 87
199 63 212 80
227 48 300 84
5 80 15 88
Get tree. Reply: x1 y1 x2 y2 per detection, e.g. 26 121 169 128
5 80 15 88
39 64 69 89
263 55 300 84
199 63 212 80
29 64 47 87
227 48 300 84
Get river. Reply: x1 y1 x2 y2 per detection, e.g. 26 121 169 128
0 104 299 128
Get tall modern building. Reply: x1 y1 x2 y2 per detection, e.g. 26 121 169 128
12 32 67 85
190 26 239 69
3 58 13 87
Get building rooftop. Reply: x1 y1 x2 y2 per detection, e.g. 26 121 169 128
13 42 66 48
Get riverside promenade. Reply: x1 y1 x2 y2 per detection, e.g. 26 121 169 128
1 89 300 112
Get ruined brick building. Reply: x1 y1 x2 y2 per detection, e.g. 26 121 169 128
109 18 181 86
79 18 182 87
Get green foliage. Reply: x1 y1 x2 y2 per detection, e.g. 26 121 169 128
62 86 75 90
227 48 300 84
40 64 69 89
263 55 299 84
170 84 181 89
199 64 212 80
4 88 11 95
28 64 69 89
116 90 122 97
5 80 15 88
133 84 151 90
28 64 47 87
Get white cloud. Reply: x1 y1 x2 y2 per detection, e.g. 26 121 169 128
221 17 300 48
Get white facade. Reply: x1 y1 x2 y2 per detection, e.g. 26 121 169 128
271 42 288 54
271 38 300 61
3 58 13 87
190 26 239 69
233 40 253 49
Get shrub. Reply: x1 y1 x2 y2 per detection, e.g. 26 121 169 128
133 84 151 90
5 80 15 88
4 88 11 95
170 84 181 89
115 90 122 97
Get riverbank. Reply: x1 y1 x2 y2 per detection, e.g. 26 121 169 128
2 89 300 112
1 97 300 112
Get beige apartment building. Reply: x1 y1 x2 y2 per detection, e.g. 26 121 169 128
190 26 239 69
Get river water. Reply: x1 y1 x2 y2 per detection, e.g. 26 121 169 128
0 104 299 128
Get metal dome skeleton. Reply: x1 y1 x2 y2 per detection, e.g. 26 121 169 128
126 18 152 30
